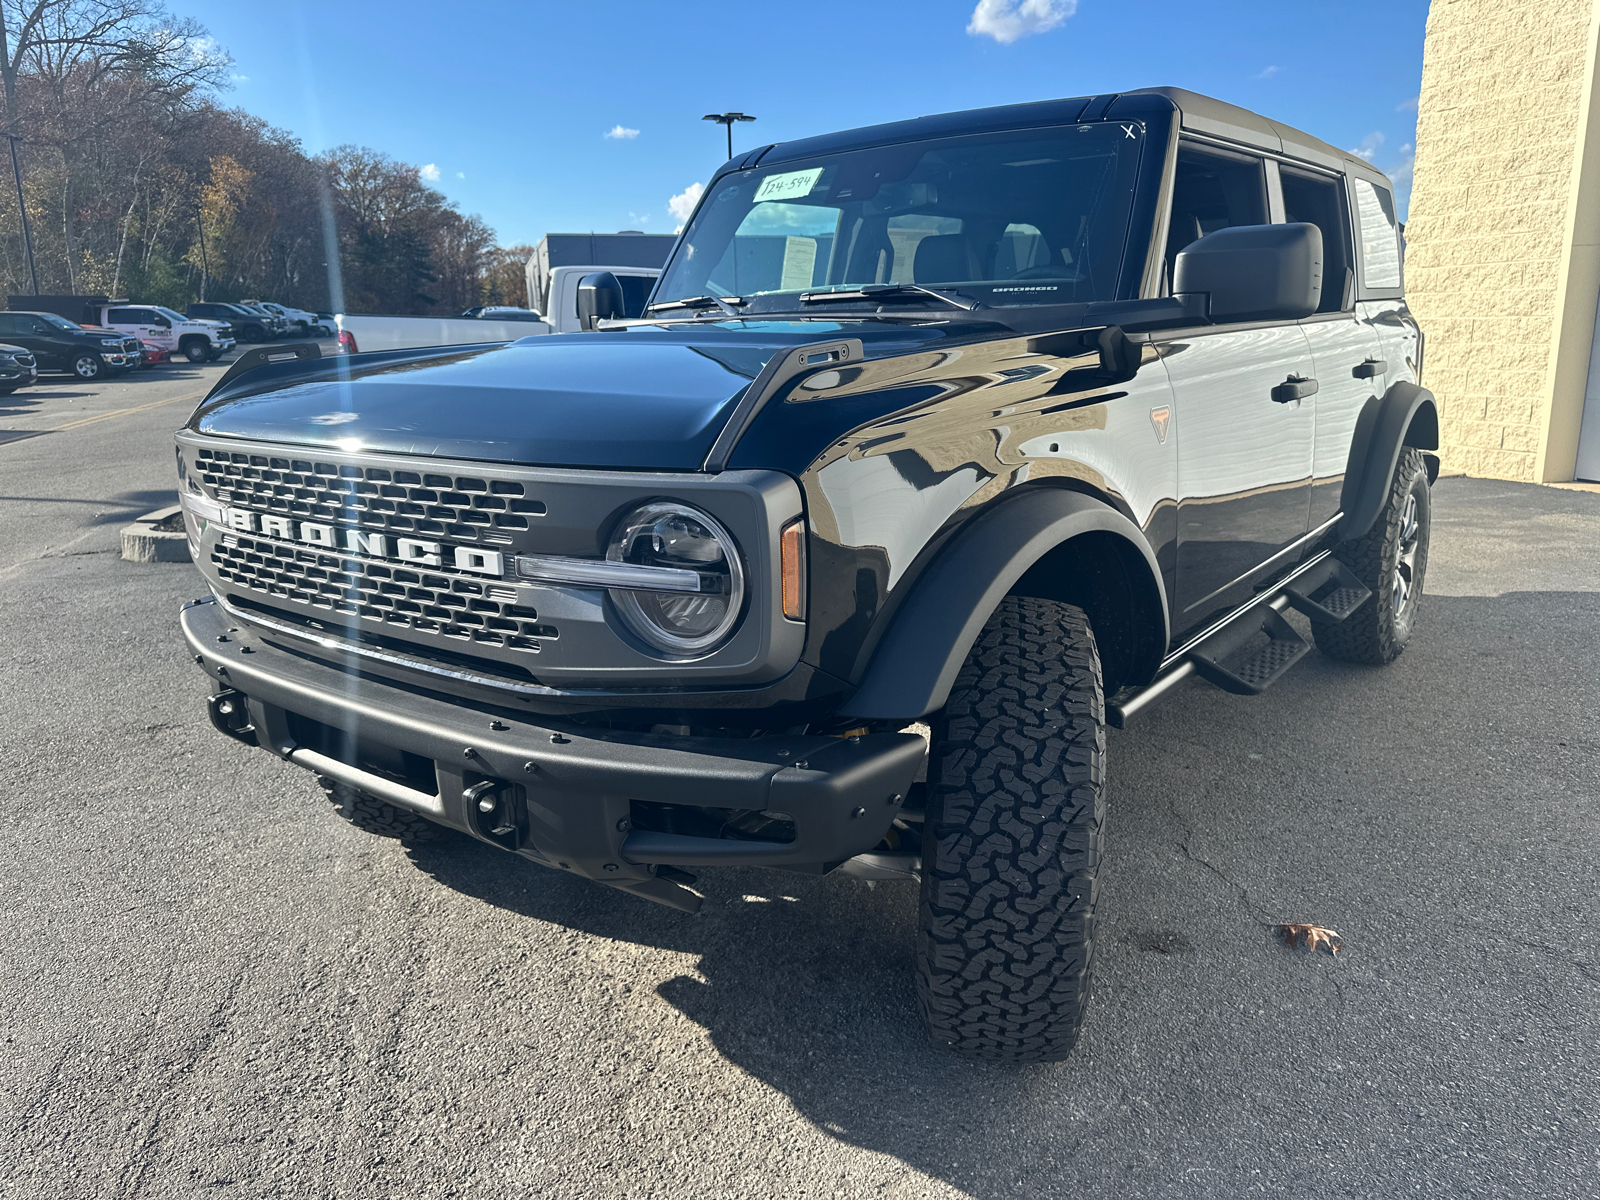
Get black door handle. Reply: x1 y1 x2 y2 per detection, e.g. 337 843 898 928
1271 375 1319 404
1352 358 1388 379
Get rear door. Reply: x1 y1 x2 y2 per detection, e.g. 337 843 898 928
1278 165 1386 528
1156 145 1317 631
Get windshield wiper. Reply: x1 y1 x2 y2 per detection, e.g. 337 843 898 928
798 283 979 311
646 295 746 316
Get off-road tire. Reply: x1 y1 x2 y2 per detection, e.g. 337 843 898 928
917 595 1107 1063
1313 447 1431 664
318 775 442 842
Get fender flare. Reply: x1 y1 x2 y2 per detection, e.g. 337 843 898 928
839 488 1170 721
1339 380 1439 542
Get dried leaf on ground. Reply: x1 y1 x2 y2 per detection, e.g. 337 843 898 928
1275 923 1342 956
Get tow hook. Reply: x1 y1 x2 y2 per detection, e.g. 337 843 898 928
206 688 256 744
463 779 498 812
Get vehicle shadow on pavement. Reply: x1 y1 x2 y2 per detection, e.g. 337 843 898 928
0 486 181 522
404 586 1600 1199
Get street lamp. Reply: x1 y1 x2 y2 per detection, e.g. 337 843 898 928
702 111 756 160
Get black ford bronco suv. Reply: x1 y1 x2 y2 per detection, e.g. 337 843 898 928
175 88 1432 1063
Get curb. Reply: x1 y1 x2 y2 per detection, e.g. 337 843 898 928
121 504 191 563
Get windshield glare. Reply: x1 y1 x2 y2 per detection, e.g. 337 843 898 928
656 123 1143 313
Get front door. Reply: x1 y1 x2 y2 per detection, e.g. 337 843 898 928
1157 142 1317 631
7 316 62 370
1163 325 1317 626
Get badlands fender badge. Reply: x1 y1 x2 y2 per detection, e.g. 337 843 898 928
1150 405 1172 445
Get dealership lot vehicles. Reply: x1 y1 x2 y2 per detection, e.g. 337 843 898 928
334 263 661 351
187 302 277 343
0 311 139 378
93 304 236 362
177 88 1431 1063
0 340 36 391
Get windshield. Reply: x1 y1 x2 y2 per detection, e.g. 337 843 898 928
655 123 1143 314
154 306 186 322
39 313 82 330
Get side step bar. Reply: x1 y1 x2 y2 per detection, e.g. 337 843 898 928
1109 553 1371 727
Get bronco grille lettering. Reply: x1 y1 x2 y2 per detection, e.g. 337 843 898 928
216 505 504 575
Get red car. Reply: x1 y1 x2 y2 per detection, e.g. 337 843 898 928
138 339 171 366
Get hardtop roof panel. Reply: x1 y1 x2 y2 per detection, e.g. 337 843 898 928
750 86 1356 178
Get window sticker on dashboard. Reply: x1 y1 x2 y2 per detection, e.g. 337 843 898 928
754 168 824 203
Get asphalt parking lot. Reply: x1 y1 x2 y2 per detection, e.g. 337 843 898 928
1 359 1597 1199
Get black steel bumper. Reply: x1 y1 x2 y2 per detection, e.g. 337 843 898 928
181 597 924 911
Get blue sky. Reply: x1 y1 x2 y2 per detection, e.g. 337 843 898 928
181 0 1428 248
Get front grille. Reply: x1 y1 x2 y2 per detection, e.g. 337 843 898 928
13 354 33 367
193 446 545 546
211 532 556 654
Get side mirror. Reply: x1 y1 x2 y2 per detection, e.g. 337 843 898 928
576 272 625 331
1173 222 1323 323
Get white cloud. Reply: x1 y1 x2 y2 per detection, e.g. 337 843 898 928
456 171 465 179
1387 151 1416 184
967 0 1076 44
604 125 640 140
419 163 441 182
1397 95 1419 113
1254 65 1280 80
668 182 703 223
1348 131 1385 162
230 73 250 83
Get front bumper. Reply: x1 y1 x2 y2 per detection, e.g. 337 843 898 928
181 596 924 911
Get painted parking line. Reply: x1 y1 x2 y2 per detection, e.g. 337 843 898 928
48 388 210 433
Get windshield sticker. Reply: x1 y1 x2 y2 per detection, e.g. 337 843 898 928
754 168 824 204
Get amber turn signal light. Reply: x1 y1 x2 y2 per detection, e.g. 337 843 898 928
780 518 806 620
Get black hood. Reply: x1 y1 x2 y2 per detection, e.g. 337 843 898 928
188 324 954 471
191 334 783 470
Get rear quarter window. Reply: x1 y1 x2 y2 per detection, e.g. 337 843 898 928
1353 178 1402 289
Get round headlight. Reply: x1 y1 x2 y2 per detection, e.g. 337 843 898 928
607 501 745 656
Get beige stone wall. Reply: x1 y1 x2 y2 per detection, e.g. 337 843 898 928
1406 0 1600 481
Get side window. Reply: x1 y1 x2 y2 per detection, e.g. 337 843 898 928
1164 147 1268 289
616 275 654 319
1280 168 1353 313
1352 178 1402 289
0 315 16 335
107 308 137 323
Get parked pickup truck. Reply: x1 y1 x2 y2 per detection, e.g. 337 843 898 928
92 303 236 362
335 264 660 352
176 87 1429 1064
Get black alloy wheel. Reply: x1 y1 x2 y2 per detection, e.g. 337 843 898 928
1313 447 1432 664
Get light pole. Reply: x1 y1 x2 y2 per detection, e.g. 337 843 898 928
6 133 37 296
702 111 756 161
